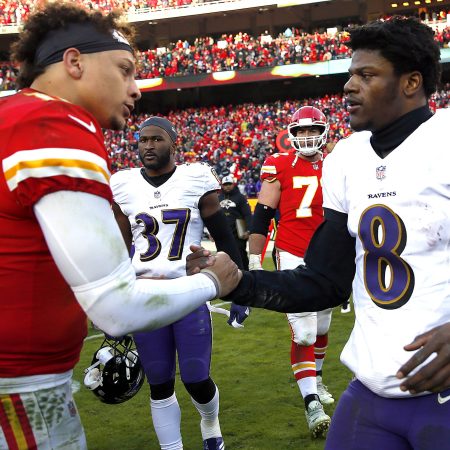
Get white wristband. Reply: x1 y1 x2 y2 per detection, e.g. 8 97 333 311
248 254 263 271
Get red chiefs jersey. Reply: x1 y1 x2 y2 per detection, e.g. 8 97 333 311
0 89 112 377
261 150 324 257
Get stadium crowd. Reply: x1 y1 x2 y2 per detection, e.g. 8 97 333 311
106 86 450 197
136 22 450 78
137 29 353 78
0 0 191 25
0 2 448 195
1 25 449 90
0 0 249 25
1 0 449 25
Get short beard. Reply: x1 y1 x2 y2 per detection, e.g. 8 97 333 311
109 116 125 131
140 150 171 172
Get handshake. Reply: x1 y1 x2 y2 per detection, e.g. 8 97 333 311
186 245 242 298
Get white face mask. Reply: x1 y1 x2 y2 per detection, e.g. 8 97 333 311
288 123 329 157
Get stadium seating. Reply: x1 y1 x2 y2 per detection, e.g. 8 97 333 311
1 25 449 90
107 86 450 181
0 0 202 26
0 2 448 182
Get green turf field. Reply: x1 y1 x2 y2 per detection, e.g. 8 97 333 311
73 260 354 450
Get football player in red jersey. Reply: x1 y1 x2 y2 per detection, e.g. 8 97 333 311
0 4 240 449
248 106 334 438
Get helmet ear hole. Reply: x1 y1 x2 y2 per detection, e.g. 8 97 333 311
83 336 145 404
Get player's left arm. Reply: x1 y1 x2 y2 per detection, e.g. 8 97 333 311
199 191 243 268
397 322 450 394
200 191 250 327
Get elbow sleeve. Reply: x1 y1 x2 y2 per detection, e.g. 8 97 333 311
250 203 276 236
73 259 217 336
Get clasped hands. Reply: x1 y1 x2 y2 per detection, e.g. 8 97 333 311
186 244 242 298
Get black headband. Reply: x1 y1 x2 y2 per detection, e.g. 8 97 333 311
140 117 178 142
35 22 133 67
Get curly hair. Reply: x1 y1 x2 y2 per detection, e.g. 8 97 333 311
349 16 441 98
10 2 136 89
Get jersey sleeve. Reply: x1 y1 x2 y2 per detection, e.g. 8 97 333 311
226 218 356 312
198 162 221 193
110 169 132 212
2 102 112 207
260 153 289 182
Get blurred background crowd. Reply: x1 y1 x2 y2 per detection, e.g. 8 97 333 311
1 0 449 196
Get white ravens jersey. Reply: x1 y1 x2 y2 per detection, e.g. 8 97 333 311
111 163 220 279
322 108 450 397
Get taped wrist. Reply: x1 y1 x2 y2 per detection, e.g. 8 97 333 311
249 254 263 270
250 203 276 236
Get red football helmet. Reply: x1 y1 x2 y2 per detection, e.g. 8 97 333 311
288 106 329 157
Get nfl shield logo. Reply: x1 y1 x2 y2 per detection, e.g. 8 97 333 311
154 191 161 199
376 165 386 181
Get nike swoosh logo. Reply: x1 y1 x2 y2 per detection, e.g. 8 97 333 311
68 114 96 133
438 393 450 404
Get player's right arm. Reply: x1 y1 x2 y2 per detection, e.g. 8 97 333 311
3 99 239 337
34 191 241 337
226 143 355 313
226 210 355 312
248 178 280 270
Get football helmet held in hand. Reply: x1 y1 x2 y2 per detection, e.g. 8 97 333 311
83 335 144 404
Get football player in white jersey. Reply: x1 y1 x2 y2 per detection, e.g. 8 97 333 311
111 117 249 450
190 16 450 449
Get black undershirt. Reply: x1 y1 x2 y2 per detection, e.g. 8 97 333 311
140 167 176 187
370 105 433 158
